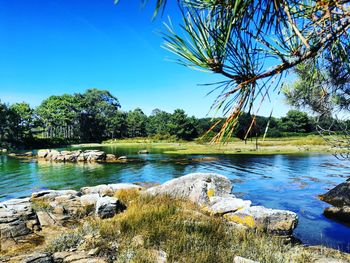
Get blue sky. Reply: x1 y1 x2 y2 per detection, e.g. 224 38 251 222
0 0 290 117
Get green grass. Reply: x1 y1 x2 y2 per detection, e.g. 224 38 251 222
96 135 341 155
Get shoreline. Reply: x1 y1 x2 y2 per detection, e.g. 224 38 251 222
1 173 349 262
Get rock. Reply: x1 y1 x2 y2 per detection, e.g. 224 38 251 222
138 150 149 154
131 235 145 247
224 206 298 235
95 196 125 219
82 150 106 162
31 190 83 227
80 194 100 207
234 256 259 263
8 253 53 263
81 183 141 196
53 251 107 263
37 149 49 158
146 173 232 205
36 211 56 227
31 190 79 201
320 180 350 207
46 150 60 160
208 196 251 215
324 206 350 223
0 198 39 251
22 253 53 263
106 154 116 161
118 156 127 160
151 249 167 263
1 148 7 153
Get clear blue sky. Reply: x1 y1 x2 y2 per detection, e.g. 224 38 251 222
0 0 290 117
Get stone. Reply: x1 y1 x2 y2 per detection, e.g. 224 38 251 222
80 194 100 207
37 149 49 158
31 190 79 201
224 206 298 235
138 150 149 154
208 196 251 215
81 183 141 196
146 173 232 205
53 251 107 263
46 150 60 160
82 150 106 162
106 154 116 161
234 256 259 263
36 211 56 227
324 206 350 223
0 198 39 251
22 253 53 263
95 196 125 219
320 180 350 207
118 156 127 160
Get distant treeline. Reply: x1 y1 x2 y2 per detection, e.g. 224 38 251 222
0 88 348 148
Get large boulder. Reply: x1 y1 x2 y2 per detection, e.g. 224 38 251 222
320 180 350 207
0 198 39 251
224 206 298 235
146 173 232 205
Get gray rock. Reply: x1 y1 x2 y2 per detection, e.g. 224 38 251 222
138 150 149 154
106 154 116 161
324 206 350 223
80 194 100 207
81 183 141 196
208 196 251 215
53 251 107 263
118 156 127 160
22 253 53 263
146 173 232 205
37 149 49 158
82 150 106 162
0 198 39 251
320 180 350 207
95 196 125 219
234 256 259 263
224 206 298 234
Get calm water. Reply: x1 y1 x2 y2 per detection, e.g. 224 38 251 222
1 145 350 252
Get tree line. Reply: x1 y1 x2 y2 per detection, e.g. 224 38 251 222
0 88 348 149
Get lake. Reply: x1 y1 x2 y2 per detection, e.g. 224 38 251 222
1 145 350 252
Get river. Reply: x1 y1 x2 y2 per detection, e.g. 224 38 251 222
0 145 349 252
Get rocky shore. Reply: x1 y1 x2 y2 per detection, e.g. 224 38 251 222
1 173 348 262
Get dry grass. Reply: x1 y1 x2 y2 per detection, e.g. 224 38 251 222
28 190 349 263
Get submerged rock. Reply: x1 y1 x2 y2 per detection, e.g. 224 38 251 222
224 206 298 235
324 206 350 223
146 173 232 205
320 180 350 224
138 150 149 154
320 180 350 207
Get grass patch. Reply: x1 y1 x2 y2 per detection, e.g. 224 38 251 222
81 193 319 262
